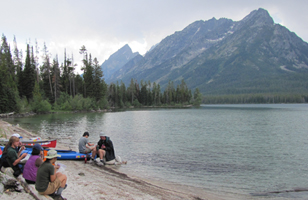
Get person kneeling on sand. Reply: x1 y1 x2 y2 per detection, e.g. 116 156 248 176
35 150 67 199
97 132 127 165
23 144 44 184
79 131 97 161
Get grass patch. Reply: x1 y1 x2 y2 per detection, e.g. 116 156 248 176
0 127 6 138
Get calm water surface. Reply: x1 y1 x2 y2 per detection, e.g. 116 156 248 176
4 104 308 199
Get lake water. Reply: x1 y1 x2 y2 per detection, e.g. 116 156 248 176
3 104 308 199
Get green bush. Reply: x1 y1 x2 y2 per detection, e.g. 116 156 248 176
52 102 61 111
31 98 52 113
61 101 72 111
98 98 109 109
132 99 141 107
70 94 83 111
15 96 31 113
125 102 131 107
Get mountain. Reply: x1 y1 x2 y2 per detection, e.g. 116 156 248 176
101 44 139 81
106 8 308 95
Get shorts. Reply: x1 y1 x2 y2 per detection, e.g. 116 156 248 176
84 148 92 153
39 178 61 195
80 148 92 154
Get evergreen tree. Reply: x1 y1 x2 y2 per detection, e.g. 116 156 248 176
52 56 61 102
92 57 105 101
41 43 53 101
193 88 202 106
0 35 17 112
83 54 94 98
23 44 35 101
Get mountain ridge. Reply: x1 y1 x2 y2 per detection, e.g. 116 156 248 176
104 8 308 95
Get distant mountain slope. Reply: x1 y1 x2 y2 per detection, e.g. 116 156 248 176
106 8 308 95
101 44 139 81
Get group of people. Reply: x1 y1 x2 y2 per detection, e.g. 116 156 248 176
79 132 122 165
0 131 124 200
0 134 67 200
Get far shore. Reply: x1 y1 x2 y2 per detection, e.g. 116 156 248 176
0 104 194 119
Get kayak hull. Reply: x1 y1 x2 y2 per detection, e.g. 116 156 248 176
54 150 92 160
22 139 57 148
0 139 57 148
0 146 93 160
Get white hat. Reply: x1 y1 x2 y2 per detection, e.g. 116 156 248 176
45 149 61 159
99 132 105 137
12 133 22 138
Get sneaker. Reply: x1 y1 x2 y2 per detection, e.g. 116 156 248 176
55 184 67 195
100 160 105 165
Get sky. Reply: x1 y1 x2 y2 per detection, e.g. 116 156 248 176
1 0 308 74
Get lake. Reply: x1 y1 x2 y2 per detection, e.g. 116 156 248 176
3 104 308 199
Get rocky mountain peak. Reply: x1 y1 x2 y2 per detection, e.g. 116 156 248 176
104 8 308 96
101 44 139 80
239 8 274 28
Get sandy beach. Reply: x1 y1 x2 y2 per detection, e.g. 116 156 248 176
0 119 222 200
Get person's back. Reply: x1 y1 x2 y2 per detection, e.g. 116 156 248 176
35 150 67 199
78 136 88 153
23 155 40 182
35 161 54 192
23 144 43 184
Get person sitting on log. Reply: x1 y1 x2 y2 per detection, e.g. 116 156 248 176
0 134 25 170
35 149 67 199
23 144 44 184
2 136 28 177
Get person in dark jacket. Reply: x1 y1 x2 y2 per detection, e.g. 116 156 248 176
97 132 115 164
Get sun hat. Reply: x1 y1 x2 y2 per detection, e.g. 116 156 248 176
33 143 43 151
45 149 61 159
99 132 105 137
12 133 22 138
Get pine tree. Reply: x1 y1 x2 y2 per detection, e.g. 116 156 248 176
193 88 202 106
23 44 35 101
52 56 61 102
92 57 105 101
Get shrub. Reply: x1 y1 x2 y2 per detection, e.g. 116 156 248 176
16 96 31 113
31 98 52 113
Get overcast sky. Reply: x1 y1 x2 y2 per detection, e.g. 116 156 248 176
1 0 307 73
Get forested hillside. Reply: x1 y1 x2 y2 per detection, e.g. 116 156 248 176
0 36 200 114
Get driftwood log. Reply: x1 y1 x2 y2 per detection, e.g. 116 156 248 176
0 112 15 118
0 167 52 200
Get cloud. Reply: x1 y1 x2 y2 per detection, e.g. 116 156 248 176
1 0 308 74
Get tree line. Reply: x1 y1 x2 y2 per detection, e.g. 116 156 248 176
0 34 202 114
202 94 308 104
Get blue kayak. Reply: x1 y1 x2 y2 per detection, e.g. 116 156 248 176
52 149 93 160
0 146 93 160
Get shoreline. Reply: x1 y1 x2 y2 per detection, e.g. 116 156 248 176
0 119 221 200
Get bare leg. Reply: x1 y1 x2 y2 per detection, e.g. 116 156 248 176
56 172 67 188
91 147 97 159
98 149 105 160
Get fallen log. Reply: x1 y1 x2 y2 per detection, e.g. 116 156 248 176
0 112 15 118
0 167 52 200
